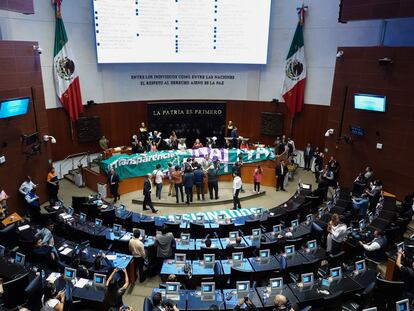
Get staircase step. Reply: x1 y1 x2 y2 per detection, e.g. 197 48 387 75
64 173 74 182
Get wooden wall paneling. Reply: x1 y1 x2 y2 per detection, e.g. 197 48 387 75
326 46 414 199
0 41 51 215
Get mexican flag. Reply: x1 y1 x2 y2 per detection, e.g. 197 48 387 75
53 0 83 121
282 17 306 118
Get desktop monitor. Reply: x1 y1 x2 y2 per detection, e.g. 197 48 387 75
273 225 282 234
232 252 243 266
118 204 126 211
395 299 409 311
139 229 145 238
285 245 295 256
306 214 313 222
236 281 250 298
359 219 365 230
229 231 239 241
259 249 270 262
201 282 215 300
95 218 103 227
396 242 405 253
79 212 86 223
307 240 317 251
15 252 25 266
113 224 122 234
0 245 5 258
66 207 74 216
94 273 107 287
330 267 342 281
175 215 182 222
355 260 366 273
64 267 76 280
166 282 180 296
203 254 215 268
362 308 377 311
270 277 283 292
196 215 205 223
180 233 190 244
254 208 263 215
301 273 314 288
175 253 186 264
291 219 299 229
252 228 261 240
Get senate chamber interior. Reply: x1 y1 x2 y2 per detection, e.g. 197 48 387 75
0 1 414 311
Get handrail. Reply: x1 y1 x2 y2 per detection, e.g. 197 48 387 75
59 152 90 178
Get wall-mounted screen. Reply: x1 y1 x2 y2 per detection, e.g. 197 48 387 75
93 0 272 64
354 94 386 112
0 97 30 119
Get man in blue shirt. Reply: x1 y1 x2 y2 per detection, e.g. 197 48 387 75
352 193 369 220
193 165 205 201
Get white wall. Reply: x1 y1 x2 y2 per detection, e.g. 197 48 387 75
0 0 387 108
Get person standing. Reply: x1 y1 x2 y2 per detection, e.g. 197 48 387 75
103 268 129 310
232 160 244 192
46 167 59 204
171 166 184 203
276 160 287 191
143 174 157 213
107 168 120 203
194 165 205 201
207 163 219 200
231 126 238 149
232 172 242 210
326 214 347 255
167 163 176 197
152 164 164 200
129 229 146 283
227 120 234 137
253 165 263 193
19 176 37 196
314 152 324 183
183 169 195 205
25 188 40 217
155 227 176 273
99 136 110 151
303 143 314 171
0 185 9 218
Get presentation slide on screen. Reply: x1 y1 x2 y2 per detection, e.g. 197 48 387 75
93 0 271 64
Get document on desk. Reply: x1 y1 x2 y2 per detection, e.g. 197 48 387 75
46 272 61 283
106 255 117 261
60 248 73 255
121 234 131 241
74 278 89 288
18 224 30 231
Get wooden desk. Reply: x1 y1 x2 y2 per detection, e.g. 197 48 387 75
2 212 22 227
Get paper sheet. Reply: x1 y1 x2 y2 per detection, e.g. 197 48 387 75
106 255 117 261
18 224 30 231
46 272 61 283
74 278 89 288
60 248 73 255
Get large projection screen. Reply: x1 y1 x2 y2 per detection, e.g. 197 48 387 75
93 0 272 64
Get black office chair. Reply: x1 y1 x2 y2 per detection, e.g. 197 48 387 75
164 222 181 238
298 258 321 276
259 240 279 255
285 237 303 250
189 222 206 239
137 219 156 236
199 246 221 260
244 219 260 233
2 272 30 309
233 245 256 258
143 297 154 311
323 290 343 311
342 281 376 311
327 251 345 268
24 274 43 311
299 201 313 220
72 196 88 213
230 266 253 288
0 223 18 249
217 222 235 238
262 214 283 231
374 273 405 310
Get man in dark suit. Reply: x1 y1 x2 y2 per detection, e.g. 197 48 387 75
107 168 120 203
276 160 287 191
231 126 238 149
303 143 314 171
143 174 157 213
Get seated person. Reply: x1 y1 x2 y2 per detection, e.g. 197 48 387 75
192 139 203 149
352 193 369 220
226 236 246 250
273 294 297 311
233 296 257 311
89 252 113 275
359 230 388 262
33 237 56 268
396 251 414 299
41 282 65 311
71 257 89 279
152 292 180 311
204 238 212 248
35 220 55 246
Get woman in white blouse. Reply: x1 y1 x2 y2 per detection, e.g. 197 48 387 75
326 213 347 255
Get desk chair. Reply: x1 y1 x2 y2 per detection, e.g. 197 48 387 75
189 222 206 239
144 297 154 311
299 201 313 219
217 222 235 238
262 214 283 231
342 281 376 311
259 240 279 255
285 237 303 250
24 274 43 311
244 219 261 233
323 290 343 311
230 266 253 288
137 219 156 236
2 272 30 309
0 224 17 249
199 246 221 260
374 273 404 310
164 222 181 238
